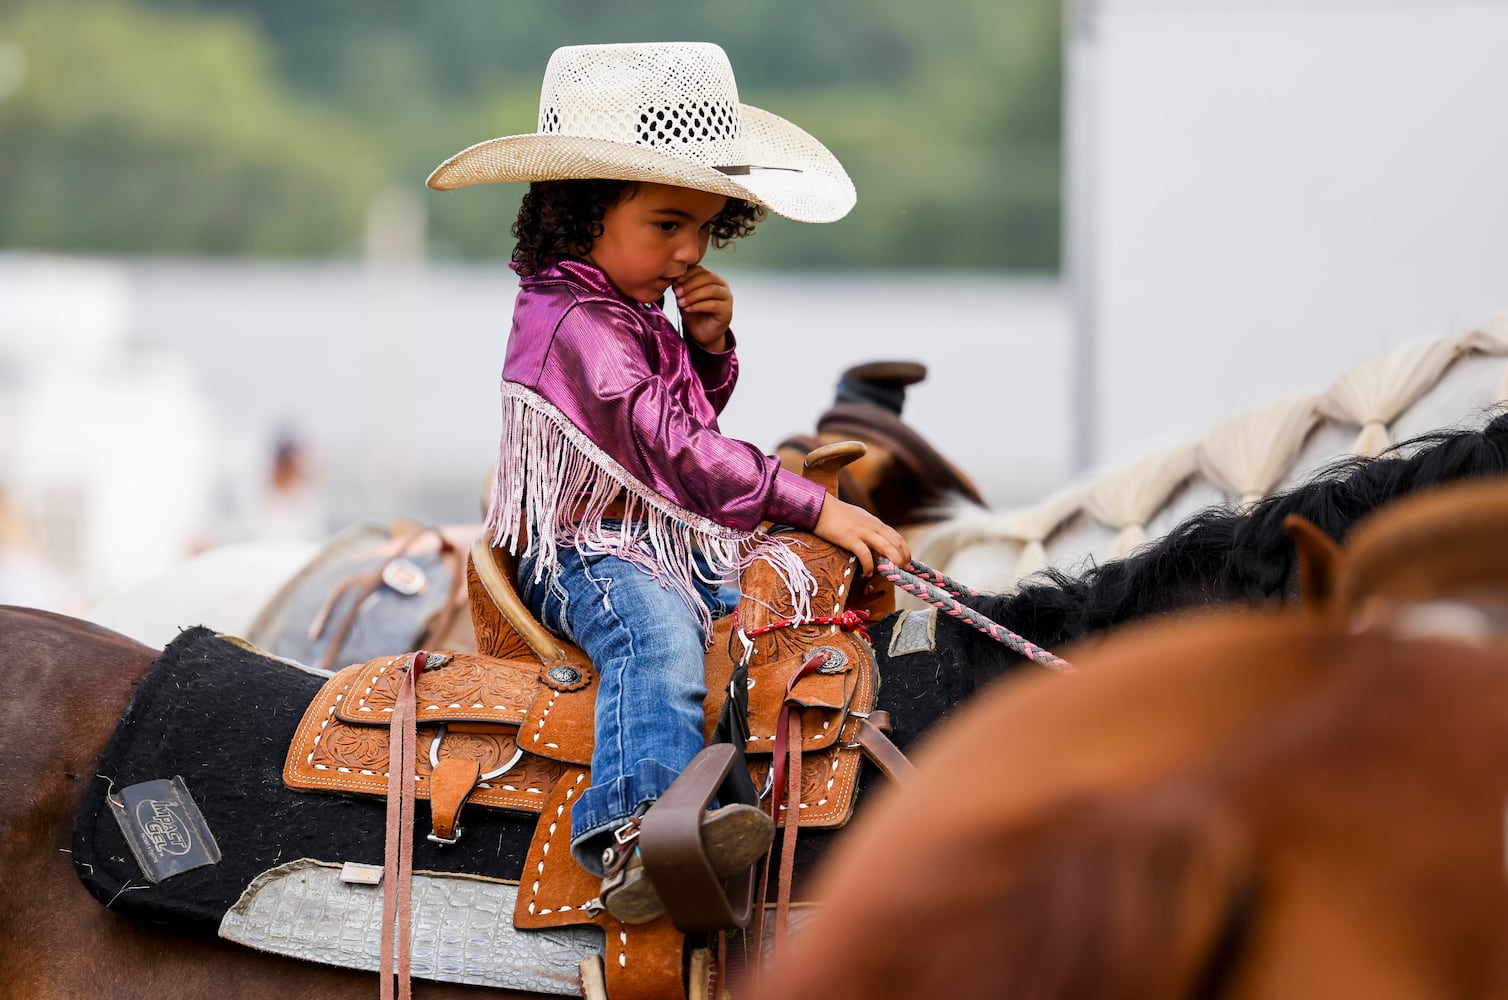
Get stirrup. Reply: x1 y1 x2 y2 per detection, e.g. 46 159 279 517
636 743 763 932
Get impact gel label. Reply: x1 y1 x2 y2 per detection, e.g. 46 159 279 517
108 776 222 882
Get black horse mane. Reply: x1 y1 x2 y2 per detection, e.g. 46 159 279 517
940 407 1508 671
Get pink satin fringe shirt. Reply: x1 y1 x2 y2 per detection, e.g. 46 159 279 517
485 259 824 629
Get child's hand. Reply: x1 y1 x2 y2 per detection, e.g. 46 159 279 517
675 265 733 351
813 497 912 577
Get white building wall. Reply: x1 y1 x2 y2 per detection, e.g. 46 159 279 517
1069 0 1508 464
0 256 219 605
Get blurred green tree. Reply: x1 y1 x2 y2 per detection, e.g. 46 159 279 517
0 0 384 255
0 0 1060 269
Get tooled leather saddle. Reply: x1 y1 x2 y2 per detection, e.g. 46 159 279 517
282 442 907 999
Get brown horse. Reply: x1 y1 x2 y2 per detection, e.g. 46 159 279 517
0 592 1015 999
763 478 1508 999
0 606 514 1000
759 610 1508 1000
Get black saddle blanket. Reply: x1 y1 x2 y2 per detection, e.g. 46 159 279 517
71 620 942 935
71 627 537 933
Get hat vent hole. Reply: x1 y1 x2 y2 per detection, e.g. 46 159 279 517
634 100 739 150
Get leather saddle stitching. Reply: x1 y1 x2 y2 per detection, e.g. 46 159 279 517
523 770 590 918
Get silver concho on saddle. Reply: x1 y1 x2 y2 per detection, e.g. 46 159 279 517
281 441 893 999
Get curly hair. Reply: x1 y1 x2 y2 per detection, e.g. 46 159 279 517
510 180 766 276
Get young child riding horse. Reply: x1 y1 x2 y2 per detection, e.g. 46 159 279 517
426 41 910 923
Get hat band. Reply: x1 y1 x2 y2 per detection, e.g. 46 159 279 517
714 164 803 176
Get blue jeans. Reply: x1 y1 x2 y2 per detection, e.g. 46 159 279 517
517 536 738 875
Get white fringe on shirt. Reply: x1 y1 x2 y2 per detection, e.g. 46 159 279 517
487 381 816 639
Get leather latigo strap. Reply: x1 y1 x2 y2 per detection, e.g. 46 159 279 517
380 651 423 1000
852 710 914 783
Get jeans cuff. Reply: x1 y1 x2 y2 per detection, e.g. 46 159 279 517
569 758 683 873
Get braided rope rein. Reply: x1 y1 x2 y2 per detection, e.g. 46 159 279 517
877 558 1075 673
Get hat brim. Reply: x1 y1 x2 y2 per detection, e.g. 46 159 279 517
425 105 855 224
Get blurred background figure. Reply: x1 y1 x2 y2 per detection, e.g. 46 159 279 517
249 430 329 542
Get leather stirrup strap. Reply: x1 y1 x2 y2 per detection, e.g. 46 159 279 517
761 649 830 969
417 536 467 651
775 711 803 953
768 651 831 819
312 526 443 673
854 711 914 783
380 650 426 1000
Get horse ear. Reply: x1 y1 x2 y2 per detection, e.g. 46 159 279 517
981 791 1257 1000
1284 514 1341 614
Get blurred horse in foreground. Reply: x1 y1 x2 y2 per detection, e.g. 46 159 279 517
765 476 1508 1000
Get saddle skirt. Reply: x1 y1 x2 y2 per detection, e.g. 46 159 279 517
284 651 589 828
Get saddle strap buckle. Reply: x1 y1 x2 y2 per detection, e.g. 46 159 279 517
423 726 526 846
426 756 481 846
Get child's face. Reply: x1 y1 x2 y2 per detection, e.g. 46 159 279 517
585 183 728 304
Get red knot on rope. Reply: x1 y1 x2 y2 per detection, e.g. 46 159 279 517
733 607 871 643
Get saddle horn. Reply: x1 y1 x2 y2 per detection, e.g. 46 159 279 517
803 439 867 497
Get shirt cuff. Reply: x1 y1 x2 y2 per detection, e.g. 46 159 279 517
688 328 737 393
764 468 828 530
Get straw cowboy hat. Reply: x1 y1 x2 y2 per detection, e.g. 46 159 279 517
425 41 856 224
